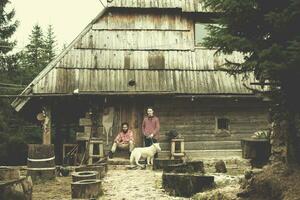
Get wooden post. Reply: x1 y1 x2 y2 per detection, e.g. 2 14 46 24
43 106 52 145
181 140 185 153
171 141 175 159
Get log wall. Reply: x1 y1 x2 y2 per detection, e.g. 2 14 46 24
155 98 269 151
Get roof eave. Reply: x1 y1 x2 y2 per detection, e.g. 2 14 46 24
11 7 109 112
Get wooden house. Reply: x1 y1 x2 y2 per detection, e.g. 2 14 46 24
12 0 269 161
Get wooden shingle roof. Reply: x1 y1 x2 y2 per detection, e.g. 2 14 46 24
107 0 209 12
12 4 257 111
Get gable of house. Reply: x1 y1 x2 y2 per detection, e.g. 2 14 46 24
12 1 259 112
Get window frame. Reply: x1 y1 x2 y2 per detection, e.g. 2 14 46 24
193 18 218 48
215 117 230 132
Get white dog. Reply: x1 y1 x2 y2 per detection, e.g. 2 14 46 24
130 143 161 168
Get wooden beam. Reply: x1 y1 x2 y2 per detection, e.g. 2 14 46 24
42 106 52 145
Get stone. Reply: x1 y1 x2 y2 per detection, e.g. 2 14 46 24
244 170 253 180
215 160 227 173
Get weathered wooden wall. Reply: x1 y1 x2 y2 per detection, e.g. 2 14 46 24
50 96 268 156
99 97 268 151
155 98 269 151
30 9 259 95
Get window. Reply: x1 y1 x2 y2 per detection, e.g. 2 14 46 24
195 23 210 46
217 118 229 130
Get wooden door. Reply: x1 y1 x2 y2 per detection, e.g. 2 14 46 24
120 99 143 147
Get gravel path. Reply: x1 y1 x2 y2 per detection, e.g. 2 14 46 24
101 169 190 200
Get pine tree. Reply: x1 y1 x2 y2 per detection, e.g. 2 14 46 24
24 24 47 77
0 0 18 54
0 0 41 166
44 25 57 64
0 0 18 70
203 0 300 164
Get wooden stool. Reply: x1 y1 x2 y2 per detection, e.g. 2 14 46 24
88 138 104 165
170 138 185 159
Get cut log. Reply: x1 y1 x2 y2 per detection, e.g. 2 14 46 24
75 164 107 179
163 161 205 174
153 159 183 170
72 171 99 182
0 176 32 200
71 179 102 199
0 167 20 181
162 173 214 197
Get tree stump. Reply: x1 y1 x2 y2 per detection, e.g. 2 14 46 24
0 176 33 200
71 179 102 199
162 173 214 197
27 144 56 182
75 164 106 179
153 159 183 170
0 167 20 181
163 163 195 174
163 161 205 174
72 171 99 182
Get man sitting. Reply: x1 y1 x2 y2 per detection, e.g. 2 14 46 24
108 122 134 158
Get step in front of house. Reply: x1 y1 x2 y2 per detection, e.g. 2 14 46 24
107 149 249 171
158 149 243 160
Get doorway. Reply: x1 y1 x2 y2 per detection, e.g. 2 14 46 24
120 99 143 147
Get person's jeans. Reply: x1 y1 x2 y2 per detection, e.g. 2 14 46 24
144 136 157 147
111 141 134 153
144 136 158 158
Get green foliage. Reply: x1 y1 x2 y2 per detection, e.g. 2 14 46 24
0 2 58 165
203 0 300 111
23 24 47 78
44 25 57 64
0 0 18 54
21 24 57 83
203 0 300 164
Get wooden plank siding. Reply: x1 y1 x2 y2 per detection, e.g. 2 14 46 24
155 98 269 150
55 49 243 70
17 8 258 98
29 10 259 95
32 69 257 94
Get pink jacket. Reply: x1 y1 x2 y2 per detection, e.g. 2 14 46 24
142 116 160 140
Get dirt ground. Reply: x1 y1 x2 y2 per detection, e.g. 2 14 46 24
32 169 190 200
32 177 71 200
32 168 247 200
101 169 189 200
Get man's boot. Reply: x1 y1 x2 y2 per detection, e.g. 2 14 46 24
108 151 113 159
